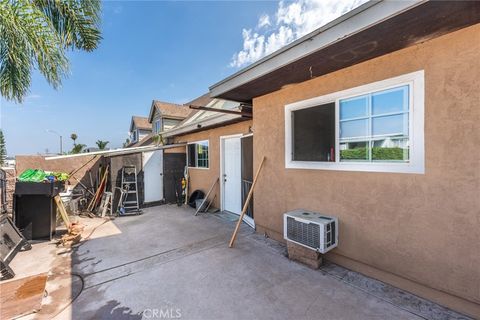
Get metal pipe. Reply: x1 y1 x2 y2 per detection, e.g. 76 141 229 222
46 129 63 154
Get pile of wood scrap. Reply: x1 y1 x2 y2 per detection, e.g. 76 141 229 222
64 156 112 218
86 165 110 215
54 195 85 247
58 222 84 247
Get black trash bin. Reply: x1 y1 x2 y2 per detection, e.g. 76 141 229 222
13 181 64 240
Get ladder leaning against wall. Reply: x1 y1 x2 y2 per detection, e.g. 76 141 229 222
118 165 141 215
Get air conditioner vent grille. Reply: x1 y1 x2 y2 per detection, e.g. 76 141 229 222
286 216 320 249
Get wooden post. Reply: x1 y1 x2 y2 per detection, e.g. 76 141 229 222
205 194 217 213
229 156 265 248
54 195 71 231
194 177 219 216
68 155 97 176
184 166 189 205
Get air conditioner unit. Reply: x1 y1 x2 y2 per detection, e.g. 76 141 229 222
284 209 338 254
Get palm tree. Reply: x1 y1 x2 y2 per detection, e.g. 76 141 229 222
70 133 78 146
96 140 109 150
0 130 6 166
71 143 85 154
0 0 102 103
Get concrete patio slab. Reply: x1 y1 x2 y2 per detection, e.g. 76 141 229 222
8 205 472 320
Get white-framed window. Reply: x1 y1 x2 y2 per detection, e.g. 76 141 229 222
285 70 424 174
187 140 209 169
154 120 161 133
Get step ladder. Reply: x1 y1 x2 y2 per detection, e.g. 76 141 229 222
96 191 113 217
119 166 141 215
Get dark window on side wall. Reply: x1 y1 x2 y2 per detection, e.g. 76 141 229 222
292 102 335 162
187 144 196 167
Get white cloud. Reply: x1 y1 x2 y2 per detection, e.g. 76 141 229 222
230 0 369 68
257 14 271 29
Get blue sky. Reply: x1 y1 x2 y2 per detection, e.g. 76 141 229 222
0 0 365 156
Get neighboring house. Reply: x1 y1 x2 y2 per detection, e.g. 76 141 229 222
148 100 192 136
162 99 253 218
129 116 152 146
165 1 479 317
108 94 214 203
184 93 213 111
3 157 15 168
127 94 213 148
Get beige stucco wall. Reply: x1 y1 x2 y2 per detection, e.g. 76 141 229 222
164 146 186 154
174 121 252 209
252 24 480 316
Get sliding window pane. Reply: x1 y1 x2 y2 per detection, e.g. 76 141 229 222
340 141 368 161
292 103 335 161
372 114 407 137
188 144 197 167
372 138 409 161
340 95 368 120
340 119 368 139
372 86 408 115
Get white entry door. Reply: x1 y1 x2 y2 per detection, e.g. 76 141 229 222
143 150 164 203
223 137 242 214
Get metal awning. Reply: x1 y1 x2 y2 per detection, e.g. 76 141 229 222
162 113 245 138
162 99 250 138
45 143 186 160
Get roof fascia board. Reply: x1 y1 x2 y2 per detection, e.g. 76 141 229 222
148 100 157 123
129 118 135 133
163 115 188 121
209 0 425 98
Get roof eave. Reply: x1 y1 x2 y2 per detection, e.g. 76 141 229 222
209 0 425 99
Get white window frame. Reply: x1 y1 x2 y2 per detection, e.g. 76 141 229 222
285 70 424 174
187 140 209 169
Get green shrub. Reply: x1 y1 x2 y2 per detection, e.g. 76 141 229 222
340 147 408 160
340 147 367 160
372 147 407 160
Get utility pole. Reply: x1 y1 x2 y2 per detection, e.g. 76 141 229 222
46 129 63 154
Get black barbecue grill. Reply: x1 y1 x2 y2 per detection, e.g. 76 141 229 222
13 181 64 240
